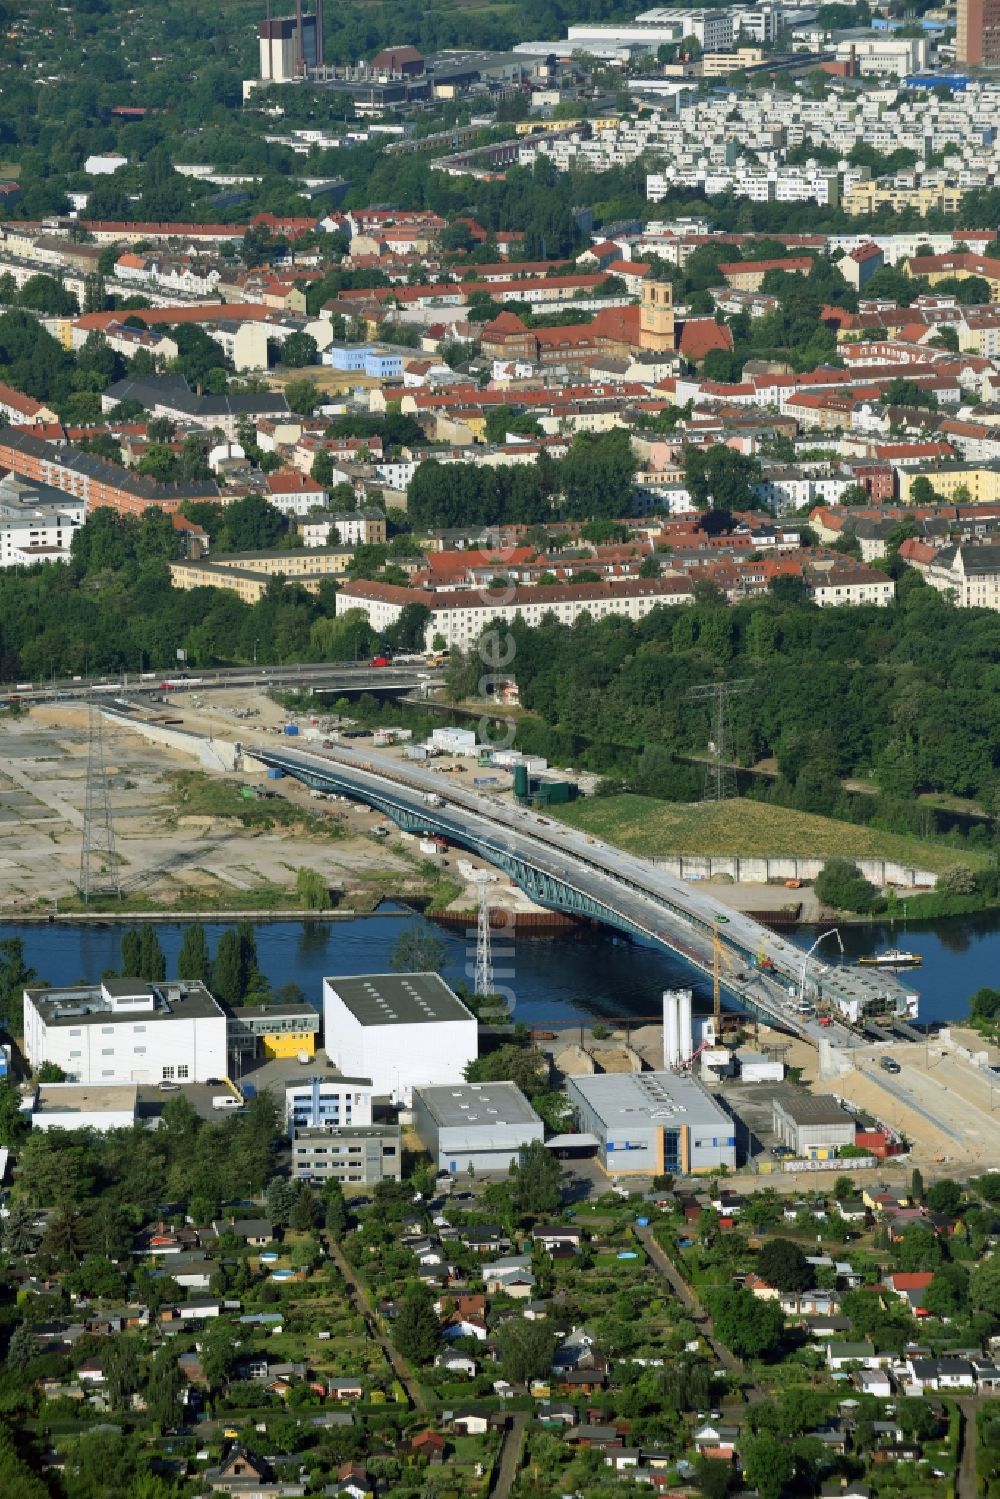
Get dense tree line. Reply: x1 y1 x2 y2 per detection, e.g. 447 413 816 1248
407 430 638 528
447 573 1000 836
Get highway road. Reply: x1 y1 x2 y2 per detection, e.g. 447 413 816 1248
1 661 433 702
252 738 915 1045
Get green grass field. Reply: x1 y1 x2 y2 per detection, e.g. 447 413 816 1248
550 795 989 874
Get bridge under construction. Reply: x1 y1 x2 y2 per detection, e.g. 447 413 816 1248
251 740 920 1046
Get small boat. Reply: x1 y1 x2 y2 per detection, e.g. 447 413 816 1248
858 948 922 968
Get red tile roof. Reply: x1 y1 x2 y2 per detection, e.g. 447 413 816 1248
679 319 734 361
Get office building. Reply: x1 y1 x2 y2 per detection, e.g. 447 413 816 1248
565 1070 737 1176
322 972 477 1105
412 1082 545 1173
958 0 1000 64
771 1089 855 1160
227 1002 320 1062
284 1075 374 1132
291 1123 401 1184
22 978 228 1086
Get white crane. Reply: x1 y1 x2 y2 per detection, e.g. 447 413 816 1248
798 928 844 1007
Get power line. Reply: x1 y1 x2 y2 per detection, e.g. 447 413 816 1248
686 679 753 801
79 700 122 903
474 872 493 996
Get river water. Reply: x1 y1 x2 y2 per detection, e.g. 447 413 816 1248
2 906 996 1031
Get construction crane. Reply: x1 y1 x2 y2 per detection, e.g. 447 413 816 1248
798 927 844 1007
712 920 744 1026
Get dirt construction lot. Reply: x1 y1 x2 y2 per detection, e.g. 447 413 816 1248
0 698 417 912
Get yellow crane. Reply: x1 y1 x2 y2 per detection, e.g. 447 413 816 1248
712 920 743 1026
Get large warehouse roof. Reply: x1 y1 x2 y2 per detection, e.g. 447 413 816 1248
324 973 473 1028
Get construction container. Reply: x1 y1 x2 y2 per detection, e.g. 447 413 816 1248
267 767 284 780
282 724 299 737
513 765 529 800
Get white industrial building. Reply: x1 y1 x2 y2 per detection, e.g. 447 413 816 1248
22 978 228 1086
284 1075 374 1132
412 1082 545 1173
566 1070 737 1176
322 973 477 1105
29 1082 139 1132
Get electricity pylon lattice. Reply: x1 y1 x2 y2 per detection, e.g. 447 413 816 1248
79 699 122 901
474 872 493 996
686 679 753 802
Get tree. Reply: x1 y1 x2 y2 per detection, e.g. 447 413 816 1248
139 924 166 981
212 929 247 1004
684 446 760 511
814 858 879 914
909 476 937 504
510 1140 562 1217
498 1316 554 1383
756 1238 815 1293
394 1282 439 1364
281 332 318 368
295 867 331 910
1 1201 38 1255
911 1168 924 1203
696 1457 733 1499
389 928 446 973
465 1044 548 1096
927 1178 963 1216
145 1346 185 1433
324 1181 348 1239
5 1322 40 1371
741 1433 796 1499
266 1176 298 1229
938 864 976 895
121 926 142 976
291 1185 318 1232
178 923 210 982
707 1286 784 1358
969 1256 1000 1319
921 1262 969 1319
285 378 319 416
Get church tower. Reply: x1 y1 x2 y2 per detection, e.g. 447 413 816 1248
639 276 676 353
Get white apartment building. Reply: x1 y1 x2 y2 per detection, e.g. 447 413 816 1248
22 978 228 1086
834 36 928 75
920 542 1000 609
0 474 85 567
322 973 477 1106
807 566 895 606
296 507 387 548
335 575 696 651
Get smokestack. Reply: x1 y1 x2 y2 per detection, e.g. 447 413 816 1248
295 0 305 76
315 0 323 72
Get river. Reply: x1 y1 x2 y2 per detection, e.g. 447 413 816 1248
1 906 996 1031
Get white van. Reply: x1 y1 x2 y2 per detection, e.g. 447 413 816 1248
212 1095 243 1110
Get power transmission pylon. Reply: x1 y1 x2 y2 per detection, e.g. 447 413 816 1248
79 699 122 902
686 679 753 801
474 872 493 996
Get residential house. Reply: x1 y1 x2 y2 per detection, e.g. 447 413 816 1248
826 1341 888 1371
452 1411 490 1435
327 1377 364 1402
855 1368 893 1398
905 1356 976 1392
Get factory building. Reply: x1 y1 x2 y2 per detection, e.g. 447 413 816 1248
412 1082 545 1173
322 973 477 1105
771 1089 856 1160
22 978 227 1086
565 1070 737 1176
284 1075 374 1133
